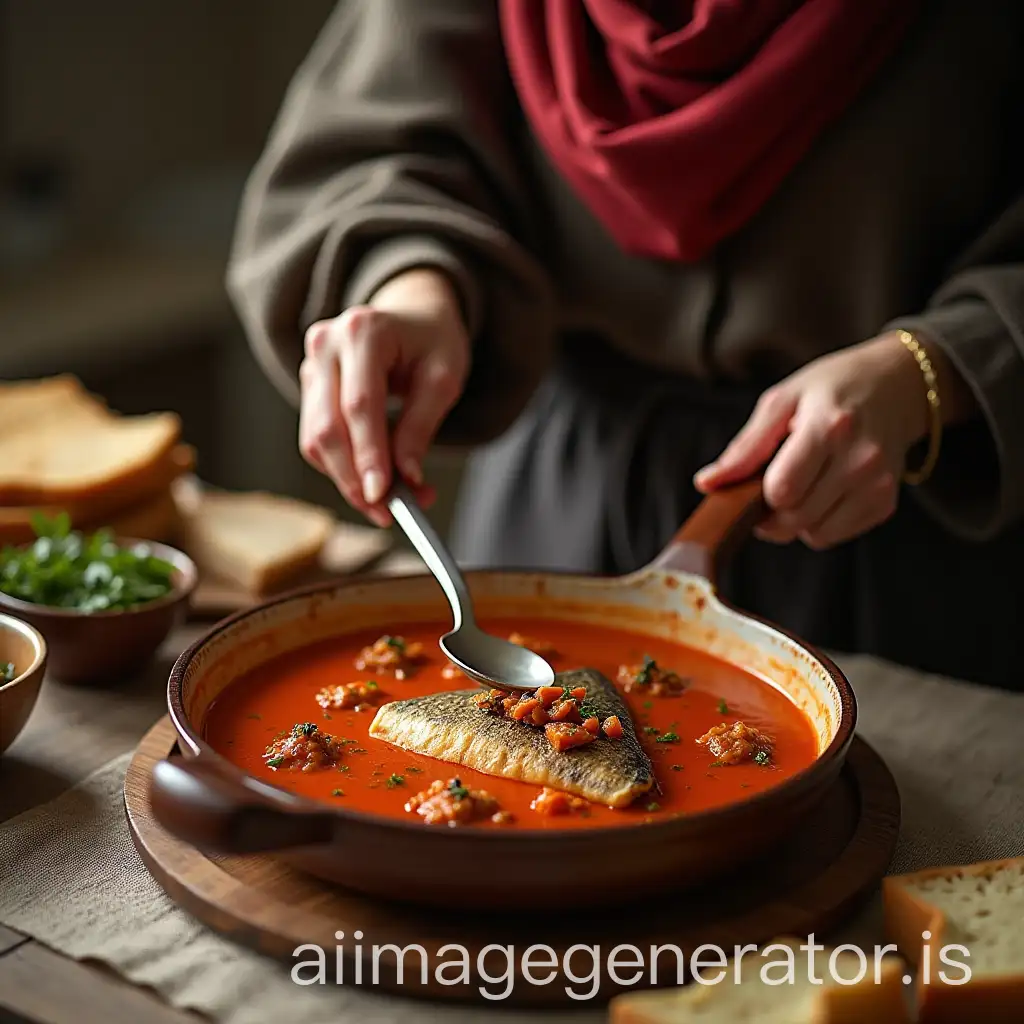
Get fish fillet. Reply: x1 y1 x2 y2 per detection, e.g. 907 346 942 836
368 669 654 807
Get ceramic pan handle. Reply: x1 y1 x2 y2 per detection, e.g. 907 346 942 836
149 756 337 854
651 478 766 583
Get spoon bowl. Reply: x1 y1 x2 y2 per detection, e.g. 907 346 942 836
441 625 555 691
387 483 554 692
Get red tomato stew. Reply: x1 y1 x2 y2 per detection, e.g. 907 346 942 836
203 619 819 830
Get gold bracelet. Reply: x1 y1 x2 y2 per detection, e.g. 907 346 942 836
897 329 942 486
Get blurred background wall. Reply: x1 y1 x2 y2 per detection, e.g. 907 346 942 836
0 0 466 534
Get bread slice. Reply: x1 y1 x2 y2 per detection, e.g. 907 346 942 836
0 376 181 508
883 857 1024 1023
176 489 335 595
609 937 909 1024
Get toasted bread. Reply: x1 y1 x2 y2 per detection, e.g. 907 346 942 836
79 486 181 543
883 857 1024 1023
609 937 910 1024
176 489 335 595
0 444 195 545
0 376 182 508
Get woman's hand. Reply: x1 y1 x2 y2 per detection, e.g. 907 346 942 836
694 333 934 549
298 268 470 526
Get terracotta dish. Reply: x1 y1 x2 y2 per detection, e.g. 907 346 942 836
0 612 48 754
150 482 857 910
0 539 198 686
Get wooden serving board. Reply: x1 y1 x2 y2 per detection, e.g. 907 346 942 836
125 719 900 1006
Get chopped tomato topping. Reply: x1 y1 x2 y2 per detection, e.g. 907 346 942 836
548 698 583 723
354 635 425 679
530 787 590 816
544 721 596 752
263 723 347 773
697 721 774 765
472 683 620 752
602 715 624 739
315 680 385 712
535 686 565 707
616 656 687 696
405 777 502 826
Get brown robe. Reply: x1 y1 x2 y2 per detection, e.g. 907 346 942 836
227 0 1024 688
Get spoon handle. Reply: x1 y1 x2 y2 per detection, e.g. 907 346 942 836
387 481 474 629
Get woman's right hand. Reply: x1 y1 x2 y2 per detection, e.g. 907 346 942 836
298 268 470 526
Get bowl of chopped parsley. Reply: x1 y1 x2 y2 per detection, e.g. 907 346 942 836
0 513 198 685
0 611 47 754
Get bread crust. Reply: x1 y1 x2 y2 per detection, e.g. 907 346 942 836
0 445 194 545
883 857 1024 1024
609 936 910 1023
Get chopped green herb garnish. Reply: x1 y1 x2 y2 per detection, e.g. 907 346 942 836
642 701 653 710
266 756 285 768
322 712 332 720
643 726 660 735
753 749 772 766
1 662 15 685
635 655 657 686
0 515 176 611
246 713 262 720
645 801 661 812
336 764 350 773
716 699 729 714
339 738 356 745
366 680 379 690
670 764 684 772
386 773 405 789
332 788 344 797
579 701 599 720
448 778 470 800
406 766 423 774
655 731 680 744
383 635 405 651
708 760 727 768
293 722 317 737
350 747 367 754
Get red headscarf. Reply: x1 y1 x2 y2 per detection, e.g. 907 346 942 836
499 0 920 262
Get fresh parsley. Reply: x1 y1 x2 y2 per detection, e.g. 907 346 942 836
655 731 680 744
293 722 318 737
331 788 345 797
0 514 175 611
266 756 285 768
448 778 470 800
382 636 405 652
645 801 661 812
753 749 772 766
385 773 405 789
643 726 660 735
635 655 657 686
716 699 729 714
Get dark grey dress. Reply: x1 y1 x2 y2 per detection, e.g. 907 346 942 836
451 334 1024 691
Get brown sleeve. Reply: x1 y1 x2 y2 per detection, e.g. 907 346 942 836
226 0 555 445
885 192 1024 541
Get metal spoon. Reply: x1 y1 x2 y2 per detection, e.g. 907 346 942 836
387 481 554 693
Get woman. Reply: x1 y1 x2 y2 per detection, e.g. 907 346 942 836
227 0 1024 689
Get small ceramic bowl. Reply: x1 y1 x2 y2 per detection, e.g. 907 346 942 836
0 612 48 754
0 539 198 686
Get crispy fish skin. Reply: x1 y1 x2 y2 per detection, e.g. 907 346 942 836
368 668 653 808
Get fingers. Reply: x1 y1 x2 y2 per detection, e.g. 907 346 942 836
391 354 466 486
337 309 394 506
799 472 897 549
299 316 392 527
756 436 896 547
695 388 797 491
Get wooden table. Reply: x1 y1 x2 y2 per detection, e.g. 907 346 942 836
0 552 429 1024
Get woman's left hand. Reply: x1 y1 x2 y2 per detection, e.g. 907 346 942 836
694 333 931 549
